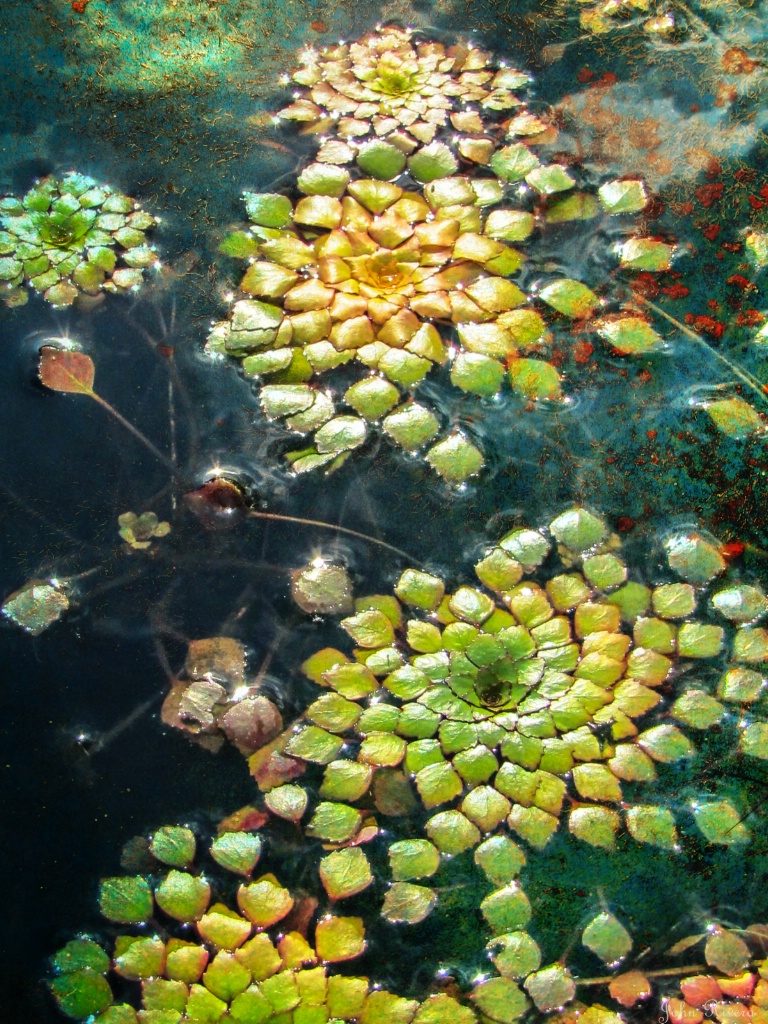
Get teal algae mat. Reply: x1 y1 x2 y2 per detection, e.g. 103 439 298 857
2 1 768 1022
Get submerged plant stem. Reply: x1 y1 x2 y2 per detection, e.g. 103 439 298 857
248 511 419 563
89 391 175 470
642 298 768 408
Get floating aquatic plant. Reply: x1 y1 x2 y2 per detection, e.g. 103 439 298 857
118 511 171 550
278 26 535 157
48 822 480 1023
0 172 158 308
251 510 767 935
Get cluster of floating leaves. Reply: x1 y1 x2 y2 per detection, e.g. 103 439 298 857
211 25 675 482
48 822 480 1024
0 172 158 308
574 0 681 39
200 506 768 1020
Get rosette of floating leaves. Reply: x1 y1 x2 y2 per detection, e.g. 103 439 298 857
281 510 767 901
0 172 157 308
278 25 533 161
48 823 480 1024
210 173 536 481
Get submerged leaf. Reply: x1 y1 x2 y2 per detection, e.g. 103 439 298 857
2 578 70 635
705 398 763 438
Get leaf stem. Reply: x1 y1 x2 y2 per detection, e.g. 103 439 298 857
89 392 176 470
641 297 768 408
248 510 419 563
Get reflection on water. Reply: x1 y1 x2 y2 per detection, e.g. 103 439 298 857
2 0 768 1021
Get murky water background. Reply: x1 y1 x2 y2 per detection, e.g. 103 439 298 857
2 0 768 1020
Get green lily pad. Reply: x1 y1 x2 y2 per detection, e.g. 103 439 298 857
357 141 407 180
539 279 599 319
426 434 484 483
544 192 600 222
425 810 481 855
619 238 675 270
625 805 678 848
490 144 540 182
713 584 768 623
550 508 607 551
408 143 458 183
652 583 696 619
395 569 444 610
265 784 308 822
718 666 765 702
733 627 768 662
150 826 196 869
345 377 401 420
53 939 110 976
50 971 113 1019
113 936 166 980
484 210 535 241
671 690 724 729
99 876 153 924
306 801 362 843
320 847 374 899
462 785 511 831
677 623 724 658
474 835 526 885
412 994 476 1024
319 760 374 801
451 352 504 396
307 693 362 734
244 193 293 228
598 179 648 214
524 965 575 1012
740 722 768 758
694 801 750 845
489 932 542 980
481 884 532 935
155 870 211 922
237 877 293 928
382 403 440 451
315 916 366 962
525 164 575 195
388 839 440 881
508 358 561 400
582 912 632 965
297 163 350 197
203 951 252 1002
472 977 528 1023
381 882 437 924
197 904 253 951
210 832 262 878
597 317 663 355
291 563 354 616
666 534 726 584
706 398 763 438
341 608 396 648
315 415 367 454
638 724 694 762
286 725 344 764
568 806 620 850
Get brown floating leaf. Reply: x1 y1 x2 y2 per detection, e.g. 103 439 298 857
609 971 652 1008
186 637 247 688
39 346 95 394
221 697 284 757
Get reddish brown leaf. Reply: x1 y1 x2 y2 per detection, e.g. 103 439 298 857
39 346 95 395
609 971 652 1007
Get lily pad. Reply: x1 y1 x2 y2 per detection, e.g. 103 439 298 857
705 929 751 976
480 884 532 934
508 358 561 400
408 143 458 183
99 876 153 924
388 840 440 881
306 801 362 843
523 965 576 1012
382 403 440 451
210 832 262 878
693 801 750 844
381 882 437 924
597 317 663 355
706 398 763 438
550 508 606 551
539 279 599 319
150 827 196 869
568 806 620 850
472 977 528 1022
490 144 540 182
49 971 113 1019
426 434 484 483
357 141 407 180
598 179 648 214
155 870 211 922
625 805 678 848
320 847 374 899
582 912 632 965
314 916 366 962
489 932 542 980
237 878 293 929
291 563 354 616
666 534 726 584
